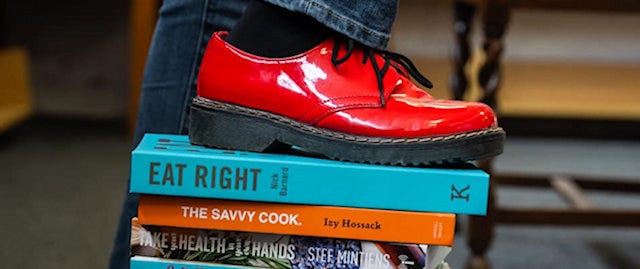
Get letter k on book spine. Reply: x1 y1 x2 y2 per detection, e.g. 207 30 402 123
130 134 490 215
138 195 456 245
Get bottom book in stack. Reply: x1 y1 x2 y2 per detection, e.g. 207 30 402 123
130 218 452 269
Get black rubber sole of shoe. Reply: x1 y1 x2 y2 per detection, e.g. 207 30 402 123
189 97 505 166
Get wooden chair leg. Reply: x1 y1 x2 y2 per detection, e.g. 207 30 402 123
477 0 510 110
451 0 477 100
452 1 510 268
465 159 496 269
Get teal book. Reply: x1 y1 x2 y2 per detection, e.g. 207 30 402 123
130 134 489 215
130 257 250 269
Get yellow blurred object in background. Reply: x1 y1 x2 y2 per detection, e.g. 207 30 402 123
0 47 33 133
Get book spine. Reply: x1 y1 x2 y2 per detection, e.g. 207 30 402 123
130 150 488 215
138 195 455 245
131 218 428 269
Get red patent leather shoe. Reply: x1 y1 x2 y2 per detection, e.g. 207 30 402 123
190 31 504 165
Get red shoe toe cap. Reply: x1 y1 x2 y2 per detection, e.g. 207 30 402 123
315 97 497 138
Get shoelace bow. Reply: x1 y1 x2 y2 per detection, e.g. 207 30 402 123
331 39 433 107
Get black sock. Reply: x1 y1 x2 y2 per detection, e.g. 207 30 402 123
226 0 331 58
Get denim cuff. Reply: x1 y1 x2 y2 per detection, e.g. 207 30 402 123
262 0 395 50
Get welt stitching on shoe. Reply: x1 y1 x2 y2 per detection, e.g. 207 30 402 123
194 97 502 144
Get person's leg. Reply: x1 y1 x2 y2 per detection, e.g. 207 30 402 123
226 0 330 58
108 1 249 268
225 0 397 57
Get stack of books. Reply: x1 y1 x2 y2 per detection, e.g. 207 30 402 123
128 133 490 269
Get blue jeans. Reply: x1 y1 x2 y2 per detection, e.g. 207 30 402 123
108 1 249 268
109 0 398 268
265 0 398 49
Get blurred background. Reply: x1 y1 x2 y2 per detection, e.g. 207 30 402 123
1 0 639 268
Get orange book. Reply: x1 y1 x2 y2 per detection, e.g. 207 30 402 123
138 195 456 246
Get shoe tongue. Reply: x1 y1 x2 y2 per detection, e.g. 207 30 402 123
332 40 432 104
